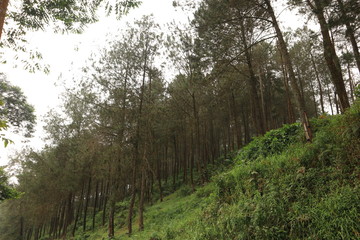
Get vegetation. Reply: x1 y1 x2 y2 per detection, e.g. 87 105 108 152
0 0 359 239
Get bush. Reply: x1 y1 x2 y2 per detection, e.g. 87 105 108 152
237 123 300 162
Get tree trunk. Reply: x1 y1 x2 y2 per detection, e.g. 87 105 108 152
280 52 296 123
306 0 350 112
327 86 334 115
309 77 318 117
347 63 355 102
127 165 137 235
265 0 313 141
102 181 109 226
20 216 24 240
72 181 85 237
334 91 340 114
92 181 99 231
336 0 360 74
83 176 92 232
310 52 325 114
0 0 9 40
231 91 242 148
138 166 146 231
108 200 115 238
240 21 265 135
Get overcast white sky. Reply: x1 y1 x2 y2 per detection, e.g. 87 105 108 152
0 0 305 166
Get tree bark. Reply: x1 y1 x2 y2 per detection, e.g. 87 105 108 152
336 0 360 74
72 181 85 237
108 200 115 238
279 51 296 123
138 166 146 231
0 0 9 40
83 176 92 232
265 0 313 140
240 20 265 135
306 0 350 112
92 181 99 231
310 52 325 114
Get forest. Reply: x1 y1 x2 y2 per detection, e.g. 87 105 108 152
0 0 359 239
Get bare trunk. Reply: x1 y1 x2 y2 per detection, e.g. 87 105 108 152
72 181 85 237
336 0 360 74
265 0 312 140
0 0 9 40
101 181 109 226
240 21 265 135
231 91 242 148
108 200 115 238
280 52 296 123
310 52 325 114
92 181 99 231
127 165 137 235
347 63 355 102
327 87 334 115
138 167 146 231
307 0 350 112
83 176 92 232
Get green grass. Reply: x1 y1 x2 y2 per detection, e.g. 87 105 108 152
70 101 360 240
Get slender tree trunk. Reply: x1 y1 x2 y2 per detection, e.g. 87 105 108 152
258 67 268 131
72 181 85 237
280 53 296 123
128 38 149 235
0 0 9 40
127 165 137 235
347 63 355 102
172 137 177 190
310 52 325 114
336 0 360 74
108 200 115 238
265 0 307 122
296 66 306 102
240 21 265 135
190 132 195 192
335 91 340 114
102 181 109 226
138 166 146 231
83 176 92 232
231 91 242 148
20 216 24 240
156 150 163 201
242 110 250 144
62 192 73 237
306 0 350 112
309 78 318 117
191 93 205 184
327 87 334 115
92 181 99 231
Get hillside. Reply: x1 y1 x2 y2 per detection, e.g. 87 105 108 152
72 102 360 240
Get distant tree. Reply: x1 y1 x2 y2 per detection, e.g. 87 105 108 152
0 74 36 138
0 166 17 201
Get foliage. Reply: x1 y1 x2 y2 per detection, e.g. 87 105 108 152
0 167 18 201
237 122 301 162
0 74 36 137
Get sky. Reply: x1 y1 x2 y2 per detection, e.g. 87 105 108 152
0 0 306 166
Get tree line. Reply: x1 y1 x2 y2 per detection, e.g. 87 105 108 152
0 0 359 239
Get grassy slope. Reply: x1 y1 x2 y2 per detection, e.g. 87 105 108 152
75 102 360 240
